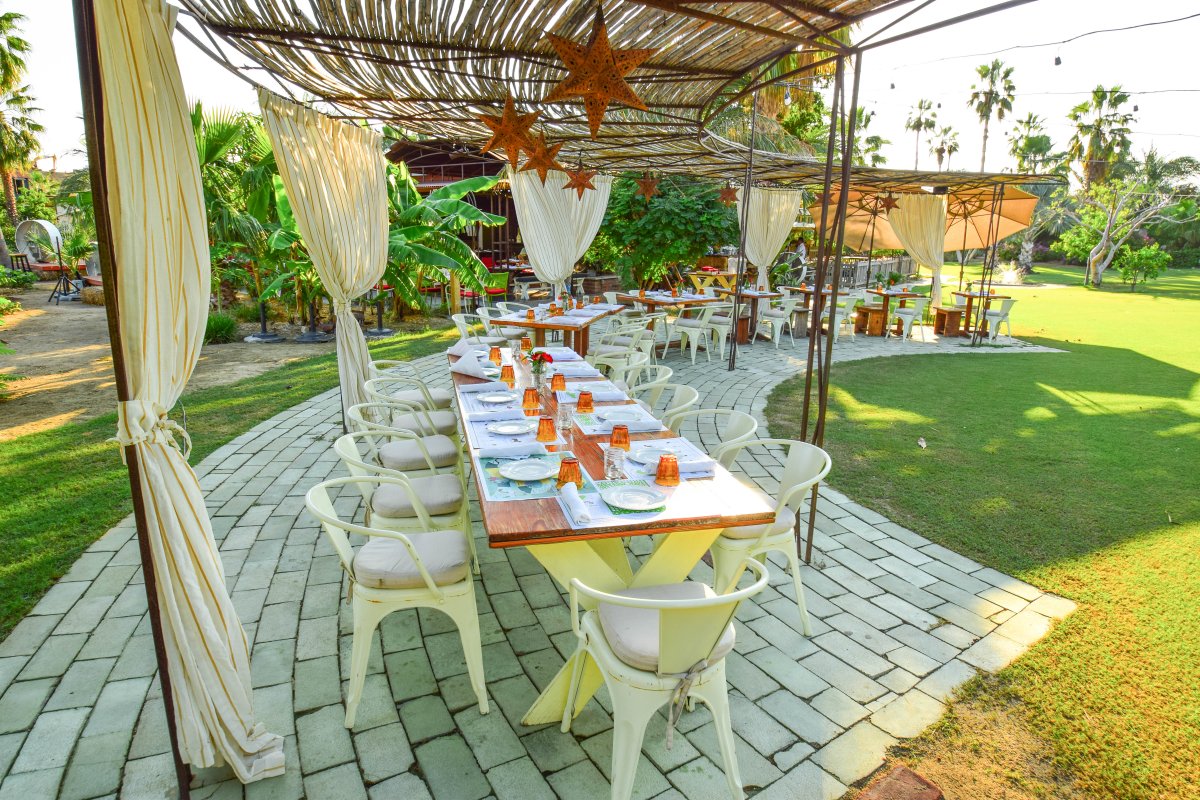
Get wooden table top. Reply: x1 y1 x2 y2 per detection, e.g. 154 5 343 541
450 352 775 548
714 287 783 300
867 289 921 299
492 306 623 332
779 286 849 296
953 291 1011 300
615 292 721 308
687 270 738 277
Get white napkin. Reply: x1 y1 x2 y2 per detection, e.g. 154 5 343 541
479 443 548 458
447 339 488 357
539 346 582 361
463 408 524 422
559 483 592 525
594 417 662 433
551 362 601 377
450 358 488 378
566 307 601 317
557 387 627 403
588 303 623 311
458 380 508 394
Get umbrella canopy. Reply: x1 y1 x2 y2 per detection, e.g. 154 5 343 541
944 186 1038 250
807 191 906 252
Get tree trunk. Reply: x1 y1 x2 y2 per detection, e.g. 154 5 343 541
0 225 11 269
914 133 920 169
2 170 17 226
979 117 990 172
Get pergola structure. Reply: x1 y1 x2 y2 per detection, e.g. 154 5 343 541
71 1 1059 796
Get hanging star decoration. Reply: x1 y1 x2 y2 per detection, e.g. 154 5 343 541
880 194 900 211
542 10 657 139
634 172 659 200
478 93 539 168
563 165 598 198
519 131 565 184
718 185 739 206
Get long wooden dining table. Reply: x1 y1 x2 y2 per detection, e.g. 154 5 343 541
490 304 624 357
448 349 774 725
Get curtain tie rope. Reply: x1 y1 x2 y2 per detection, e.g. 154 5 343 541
111 401 193 461
332 299 353 316
665 658 710 750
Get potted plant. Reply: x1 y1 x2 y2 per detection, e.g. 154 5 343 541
529 349 554 390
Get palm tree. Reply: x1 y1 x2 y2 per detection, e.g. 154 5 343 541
0 13 30 95
1067 86 1135 189
968 59 1015 171
0 85 41 227
905 99 936 169
929 126 959 172
1007 112 1055 173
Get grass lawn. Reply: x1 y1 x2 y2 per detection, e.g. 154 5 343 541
768 265 1200 799
0 322 455 639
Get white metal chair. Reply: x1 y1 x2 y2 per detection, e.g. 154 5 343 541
561 559 770 800
361 370 454 410
708 439 831 636
589 324 658 365
355 388 458 438
334 429 462 482
452 312 506 346
892 297 929 341
673 305 720 364
476 306 527 345
591 351 650 387
618 364 673 393
706 303 743 361
628 383 699 428
984 297 1016 340
496 300 532 315
665 409 757 466
757 297 802 348
305 476 487 728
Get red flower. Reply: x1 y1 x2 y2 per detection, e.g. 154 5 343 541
531 350 554 364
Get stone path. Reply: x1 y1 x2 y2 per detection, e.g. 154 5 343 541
0 327 1070 800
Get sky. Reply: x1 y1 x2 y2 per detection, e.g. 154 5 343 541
17 0 1200 175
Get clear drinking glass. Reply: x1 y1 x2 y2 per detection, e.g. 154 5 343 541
604 446 625 480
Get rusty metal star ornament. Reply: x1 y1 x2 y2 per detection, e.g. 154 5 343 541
634 172 659 200
563 166 598 198
478 93 539 168
542 11 657 139
520 131 565 184
880 194 900 211
719 185 739 206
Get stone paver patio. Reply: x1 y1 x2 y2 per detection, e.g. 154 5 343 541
0 329 1073 799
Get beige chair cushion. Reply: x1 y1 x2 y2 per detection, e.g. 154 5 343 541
590 344 630 357
721 494 797 540
379 435 459 472
710 315 732 326
372 474 464 518
597 582 736 672
388 387 454 410
353 531 468 590
392 409 458 437
605 334 636 347
674 317 706 329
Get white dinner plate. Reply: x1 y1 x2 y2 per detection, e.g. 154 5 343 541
600 485 667 511
630 445 676 466
481 365 501 377
497 459 558 481
486 419 537 435
478 392 518 405
597 408 643 423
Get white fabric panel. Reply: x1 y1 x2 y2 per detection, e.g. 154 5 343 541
736 187 804 290
888 193 948 307
508 168 612 295
259 91 389 424
96 0 283 782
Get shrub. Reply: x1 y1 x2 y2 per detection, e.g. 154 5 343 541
0 297 20 316
231 303 262 323
1165 247 1200 268
204 312 239 344
0 268 37 290
1117 243 1170 290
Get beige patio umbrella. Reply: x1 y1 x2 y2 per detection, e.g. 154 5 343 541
944 186 1038 249
807 190 905 253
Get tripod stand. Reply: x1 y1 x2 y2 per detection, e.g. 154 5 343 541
47 245 80 305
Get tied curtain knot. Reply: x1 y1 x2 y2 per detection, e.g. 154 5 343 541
665 658 710 750
332 298 353 317
114 400 193 460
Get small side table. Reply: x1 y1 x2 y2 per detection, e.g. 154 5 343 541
934 308 962 337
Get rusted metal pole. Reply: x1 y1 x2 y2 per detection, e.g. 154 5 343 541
72 1 192 796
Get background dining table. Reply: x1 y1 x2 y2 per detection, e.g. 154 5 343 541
953 291 1010 337
448 350 774 725
491 304 624 356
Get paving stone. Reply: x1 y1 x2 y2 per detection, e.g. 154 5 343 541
0 731 23 781
724 652 780 701
414 734 491 800
76 615 141 660
798 652 887 704
29 582 88 617
959 632 1028 673
256 601 301 643
110 636 158 680
753 760 847 800
994 608 1053 647
931 602 996 637
128 695 170 759
547 758 617 800
453 706 522 771
59 731 128 800
917 542 983 574
10 707 88 773
869 689 946 739
922 561 992 595
0 658 26 699
296 616 338 661
825 613 902 656
523 724 588 772
399 695 455 744
745 648 829 699
346 672 399 731
884 645 941 678
871 593 939 631
486 756 555 800
831 532 887 560
489 591 537 630
809 720 896 785
889 625 961 663
0 767 63 800
970 567 1041 601
353 722 413 783
367 771 432 800
810 687 869 729
760 690 842 745
874 537 933 566
812 632 893 678
727 693 795 756
383 648 436 703
253 683 295 738
824 547 887 580
929 623 978 649
871 575 941 610
578 729 672 800
252 639 296 689
0 679 55 735
915 659 977 702
1027 593 1076 620
821 566 883 599
927 582 1003 618
303 762 367 800
18 634 87 680
875 557 936 589
296 704 356 774
686 721 782 790
745 614 818 661
44 657 115 711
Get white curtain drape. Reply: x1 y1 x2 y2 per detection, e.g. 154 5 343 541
736 186 804 290
888 193 948 307
508 168 612 296
96 0 283 782
259 91 388 423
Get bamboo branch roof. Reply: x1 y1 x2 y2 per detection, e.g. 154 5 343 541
177 0 1060 189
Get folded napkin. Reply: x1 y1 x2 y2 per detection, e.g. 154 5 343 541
463 408 524 423
588 303 623 311
593 417 662 433
566 307 601 317
447 339 488 357
478 443 548 459
559 482 592 525
458 380 508 394
450 358 489 378
538 346 582 361
550 362 601 377
556 387 627 403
